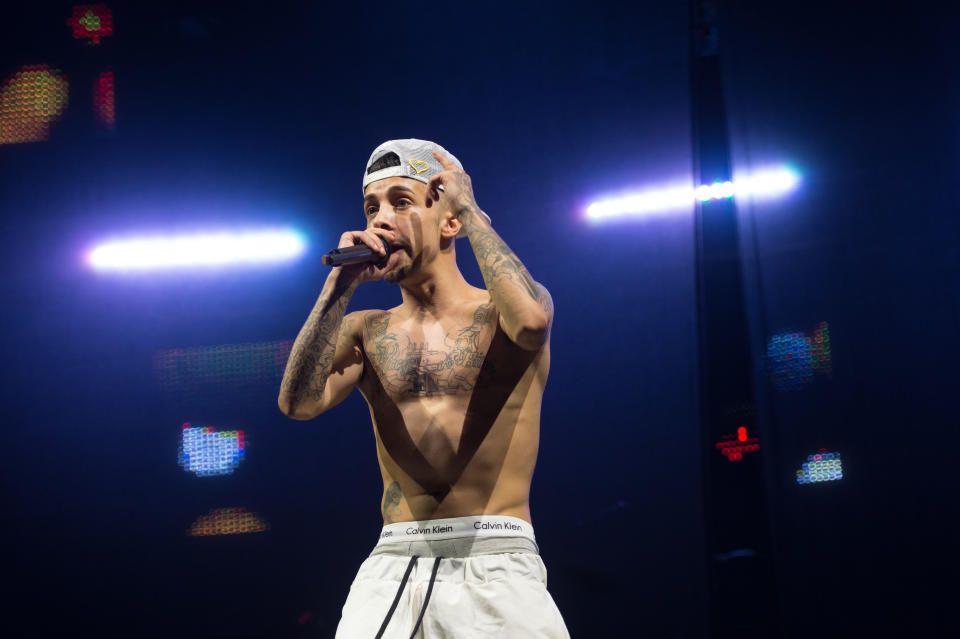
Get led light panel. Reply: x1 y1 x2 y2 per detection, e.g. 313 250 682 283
187 507 269 537
714 426 760 462
796 449 843 484
155 340 293 400
178 423 246 477
0 65 69 145
93 70 115 129
67 4 114 44
767 322 832 391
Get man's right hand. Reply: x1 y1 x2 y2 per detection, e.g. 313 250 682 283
333 228 397 284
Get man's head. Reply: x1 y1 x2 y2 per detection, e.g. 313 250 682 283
362 139 485 284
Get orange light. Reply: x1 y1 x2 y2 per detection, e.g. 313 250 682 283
0 65 69 145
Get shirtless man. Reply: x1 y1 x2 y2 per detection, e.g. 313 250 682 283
278 139 569 638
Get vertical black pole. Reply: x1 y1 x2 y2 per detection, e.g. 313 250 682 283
690 2 781 638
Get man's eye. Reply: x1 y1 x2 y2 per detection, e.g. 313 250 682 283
397 199 411 207
365 207 376 216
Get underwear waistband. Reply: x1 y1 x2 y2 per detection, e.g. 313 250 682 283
376 515 535 546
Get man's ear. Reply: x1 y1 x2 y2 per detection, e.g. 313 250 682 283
440 209 462 240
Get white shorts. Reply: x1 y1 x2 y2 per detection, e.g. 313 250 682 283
335 516 570 639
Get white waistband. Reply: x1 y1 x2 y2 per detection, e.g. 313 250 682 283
376 515 535 546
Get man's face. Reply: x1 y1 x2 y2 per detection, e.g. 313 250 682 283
362 177 445 284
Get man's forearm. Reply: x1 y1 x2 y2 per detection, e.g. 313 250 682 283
461 208 550 344
278 271 357 415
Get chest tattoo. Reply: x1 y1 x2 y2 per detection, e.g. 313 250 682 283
364 303 496 397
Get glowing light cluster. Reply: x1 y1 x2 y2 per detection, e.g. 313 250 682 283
767 322 832 391
0 65 69 145
155 340 292 399
796 449 843 484
93 70 115 128
88 229 307 270
187 507 269 537
67 4 114 44
715 426 760 462
178 423 246 477
586 167 800 220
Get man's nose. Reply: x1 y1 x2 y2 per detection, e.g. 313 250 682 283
370 207 395 231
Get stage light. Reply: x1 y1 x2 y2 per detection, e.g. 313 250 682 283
87 228 308 270
93 70 115 129
154 340 293 400
586 185 693 220
714 429 760 462
766 321 832 391
187 507 269 537
796 449 843 484
735 167 800 196
178 423 246 477
0 65 69 145
585 166 800 220
67 4 114 45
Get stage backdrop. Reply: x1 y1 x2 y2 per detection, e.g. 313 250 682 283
722 0 959 636
2 3 706 637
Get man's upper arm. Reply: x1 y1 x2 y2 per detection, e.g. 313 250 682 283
498 281 554 350
315 310 366 414
535 282 555 330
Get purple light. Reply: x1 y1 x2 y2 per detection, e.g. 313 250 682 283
87 228 307 271
586 166 800 221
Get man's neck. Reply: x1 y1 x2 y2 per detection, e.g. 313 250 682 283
397 256 476 317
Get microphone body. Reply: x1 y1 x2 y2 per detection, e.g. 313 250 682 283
322 238 392 267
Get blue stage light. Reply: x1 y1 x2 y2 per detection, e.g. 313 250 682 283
178 423 246 477
586 166 800 221
87 228 307 271
796 449 843 484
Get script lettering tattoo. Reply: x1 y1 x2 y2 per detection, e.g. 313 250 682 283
461 211 540 304
382 481 402 523
364 303 495 397
280 279 354 406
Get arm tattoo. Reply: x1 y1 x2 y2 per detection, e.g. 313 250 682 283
382 481 402 523
280 278 354 407
461 211 540 304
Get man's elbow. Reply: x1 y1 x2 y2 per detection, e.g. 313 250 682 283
512 320 550 351
277 396 323 421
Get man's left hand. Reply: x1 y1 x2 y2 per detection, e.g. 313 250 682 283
428 150 481 221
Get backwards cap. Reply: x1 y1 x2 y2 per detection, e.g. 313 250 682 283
362 138 491 238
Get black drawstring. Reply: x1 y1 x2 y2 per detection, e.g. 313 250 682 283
375 555 419 639
409 557 442 639
374 555 444 639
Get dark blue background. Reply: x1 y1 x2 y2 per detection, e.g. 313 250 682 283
1 1 956 637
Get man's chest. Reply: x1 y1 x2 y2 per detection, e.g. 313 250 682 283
361 302 498 398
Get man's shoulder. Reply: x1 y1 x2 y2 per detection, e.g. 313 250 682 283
345 308 397 341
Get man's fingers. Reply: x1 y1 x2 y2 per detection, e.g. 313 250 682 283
339 229 392 253
432 149 458 171
366 229 393 253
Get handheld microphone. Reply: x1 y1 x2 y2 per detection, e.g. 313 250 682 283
322 237 392 267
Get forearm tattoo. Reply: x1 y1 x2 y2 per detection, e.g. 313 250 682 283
280 280 354 405
461 211 540 304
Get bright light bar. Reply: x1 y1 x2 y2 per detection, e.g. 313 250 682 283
586 166 800 220
88 228 307 270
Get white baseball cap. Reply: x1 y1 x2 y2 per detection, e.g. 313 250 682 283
363 138 491 238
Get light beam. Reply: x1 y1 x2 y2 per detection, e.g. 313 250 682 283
586 166 800 221
87 228 307 271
